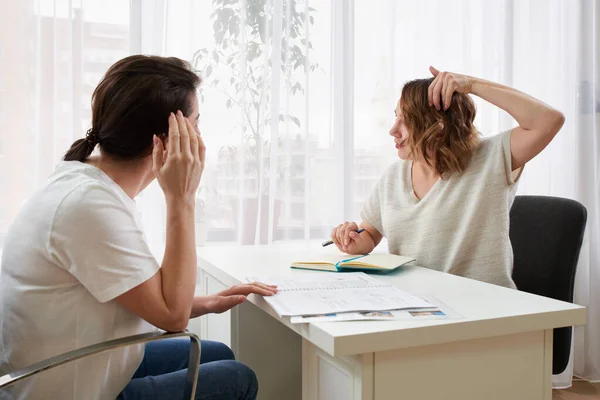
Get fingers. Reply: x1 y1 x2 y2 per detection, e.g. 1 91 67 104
186 118 199 160
167 112 180 154
255 281 278 290
429 68 459 110
248 283 277 296
223 283 278 297
428 77 436 107
443 75 454 110
331 222 359 252
247 281 278 295
428 74 443 108
331 226 343 251
343 222 358 247
431 75 444 110
176 111 192 158
197 132 206 165
152 135 164 173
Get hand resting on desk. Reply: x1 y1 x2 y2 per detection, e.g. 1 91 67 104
191 282 278 317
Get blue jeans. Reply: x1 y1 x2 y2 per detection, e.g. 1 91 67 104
117 339 258 400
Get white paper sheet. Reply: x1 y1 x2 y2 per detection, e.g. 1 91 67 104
248 272 434 317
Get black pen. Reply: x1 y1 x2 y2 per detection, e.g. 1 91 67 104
321 228 366 247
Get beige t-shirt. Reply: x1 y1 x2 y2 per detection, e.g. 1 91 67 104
361 130 522 288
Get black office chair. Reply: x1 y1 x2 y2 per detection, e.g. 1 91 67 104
0 330 201 399
509 195 587 375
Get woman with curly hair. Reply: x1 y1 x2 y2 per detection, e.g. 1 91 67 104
331 66 565 289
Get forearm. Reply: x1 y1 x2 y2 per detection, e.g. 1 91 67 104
161 198 197 322
470 78 564 132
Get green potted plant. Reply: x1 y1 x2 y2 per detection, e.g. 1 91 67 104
192 0 317 244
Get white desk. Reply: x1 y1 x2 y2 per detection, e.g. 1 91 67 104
191 245 586 400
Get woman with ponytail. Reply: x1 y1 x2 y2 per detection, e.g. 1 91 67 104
0 55 272 400
331 66 565 289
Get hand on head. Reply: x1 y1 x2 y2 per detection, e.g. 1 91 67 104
152 111 205 202
428 66 474 111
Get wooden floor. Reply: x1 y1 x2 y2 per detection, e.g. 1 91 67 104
552 380 600 399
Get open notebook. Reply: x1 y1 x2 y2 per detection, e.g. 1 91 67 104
291 253 416 273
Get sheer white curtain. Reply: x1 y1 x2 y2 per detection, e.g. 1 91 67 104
1 0 598 389
0 0 132 243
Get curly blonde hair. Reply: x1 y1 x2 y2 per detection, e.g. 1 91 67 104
400 77 480 176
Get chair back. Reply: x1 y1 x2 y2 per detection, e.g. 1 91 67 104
510 195 587 375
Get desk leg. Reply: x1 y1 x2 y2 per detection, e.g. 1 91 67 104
231 301 303 400
373 330 553 400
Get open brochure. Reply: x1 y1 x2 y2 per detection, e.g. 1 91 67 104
247 272 434 317
290 308 443 323
289 295 462 323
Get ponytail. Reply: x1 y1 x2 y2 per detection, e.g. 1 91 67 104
63 129 97 162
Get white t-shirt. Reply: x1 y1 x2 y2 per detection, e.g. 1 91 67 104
361 130 522 288
0 161 160 399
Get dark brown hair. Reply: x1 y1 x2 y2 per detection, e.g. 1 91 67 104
64 55 201 162
401 77 479 176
